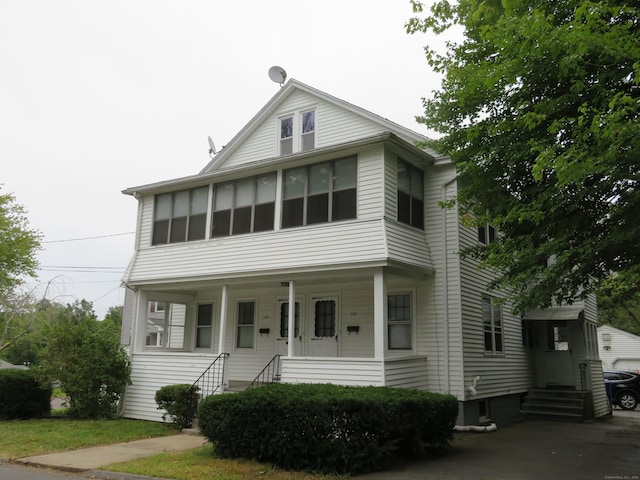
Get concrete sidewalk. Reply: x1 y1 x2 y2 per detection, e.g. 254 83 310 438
15 433 207 472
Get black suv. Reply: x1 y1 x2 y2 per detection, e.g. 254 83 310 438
603 370 640 410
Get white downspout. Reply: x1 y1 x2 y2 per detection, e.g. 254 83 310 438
441 176 457 395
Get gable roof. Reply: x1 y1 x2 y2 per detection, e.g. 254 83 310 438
199 79 446 173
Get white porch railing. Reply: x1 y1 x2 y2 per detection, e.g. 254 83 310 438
280 355 428 390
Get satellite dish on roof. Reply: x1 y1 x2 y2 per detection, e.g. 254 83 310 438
268 66 287 86
207 136 217 158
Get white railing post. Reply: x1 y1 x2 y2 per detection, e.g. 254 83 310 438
218 285 228 352
373 269 387 360
287 280 295 357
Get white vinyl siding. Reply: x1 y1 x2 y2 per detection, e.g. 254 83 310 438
458 217 532 399
123 353 223 422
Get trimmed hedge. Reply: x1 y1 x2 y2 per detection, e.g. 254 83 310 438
155 384 199 429
0 368 52 419
198 383 458 474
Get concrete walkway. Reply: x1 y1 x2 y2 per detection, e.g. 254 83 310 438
15 433 207 472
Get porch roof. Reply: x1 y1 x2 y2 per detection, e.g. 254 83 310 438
524 306 584 321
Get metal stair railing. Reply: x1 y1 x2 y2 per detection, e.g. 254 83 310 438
189 352 229 400
247 354 281 389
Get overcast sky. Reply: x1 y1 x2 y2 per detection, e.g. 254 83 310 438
1 0 451 319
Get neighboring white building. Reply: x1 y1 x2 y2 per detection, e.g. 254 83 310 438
120 79 609 425
598 325 640 371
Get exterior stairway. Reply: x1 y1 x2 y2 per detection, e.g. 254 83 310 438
521 389 590 422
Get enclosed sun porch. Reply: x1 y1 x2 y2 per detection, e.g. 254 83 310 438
122 266 437 422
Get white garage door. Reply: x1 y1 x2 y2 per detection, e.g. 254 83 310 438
612 359 640 372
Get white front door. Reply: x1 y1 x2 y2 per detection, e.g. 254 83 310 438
309 297 338 357
276 300 303 357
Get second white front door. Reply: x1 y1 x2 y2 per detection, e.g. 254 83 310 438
309 297 338 357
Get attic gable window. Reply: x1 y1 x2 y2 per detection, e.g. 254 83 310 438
397 159 424 229
280 116 293 155
279 108 317 155
212 173 276 237
152 187 208 245
282 156 357 228
301 110 315 151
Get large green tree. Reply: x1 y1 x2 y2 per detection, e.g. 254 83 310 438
407 1 640 311
0 188 41 352
0 187 41 294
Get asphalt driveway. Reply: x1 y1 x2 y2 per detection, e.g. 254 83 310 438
357 409 640 480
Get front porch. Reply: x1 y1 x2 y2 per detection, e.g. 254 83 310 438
122 268 439 422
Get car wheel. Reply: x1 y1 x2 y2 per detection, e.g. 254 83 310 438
617 392 638 410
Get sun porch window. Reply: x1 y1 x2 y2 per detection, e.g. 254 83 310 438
212 173 276 237
282 156 357 228
152 187 208 245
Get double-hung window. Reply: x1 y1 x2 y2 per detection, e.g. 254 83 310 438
397 159 424 229
482 297 503 354
152 187 208 245
478 223 496 244
196 303 214 349
388 293 412 350
212 173 276 237
282 156 357 228
236 301 256 349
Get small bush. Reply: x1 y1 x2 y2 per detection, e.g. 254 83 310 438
0 369 52 419
155 384 200 429
198 383 458 474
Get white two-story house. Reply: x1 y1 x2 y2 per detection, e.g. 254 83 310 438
120 79 609 425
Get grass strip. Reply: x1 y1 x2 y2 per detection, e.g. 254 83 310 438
102 445 345 480
0 418 175 458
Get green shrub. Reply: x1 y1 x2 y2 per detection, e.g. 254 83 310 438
155 384 200 429
198 383 458 474
39 320 131 419
0 369 52 419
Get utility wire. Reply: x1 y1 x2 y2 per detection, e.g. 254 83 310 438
42 232 134 244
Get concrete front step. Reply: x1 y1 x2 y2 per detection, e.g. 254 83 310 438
521 389 589 422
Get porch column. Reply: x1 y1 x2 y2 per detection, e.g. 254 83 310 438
218 285 228 354
287 280 295 357
373 269 387 359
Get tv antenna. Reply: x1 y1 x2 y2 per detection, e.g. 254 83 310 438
207 136 217 158
268 66 287 87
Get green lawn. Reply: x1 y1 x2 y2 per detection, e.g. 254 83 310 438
0 418 175 458
0 418 344 480
103 445 345 480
